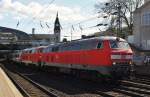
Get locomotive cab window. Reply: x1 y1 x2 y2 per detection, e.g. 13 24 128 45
110 40 130 49
97 42 103 49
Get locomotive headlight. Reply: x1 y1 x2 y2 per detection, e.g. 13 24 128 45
129 61 132 65
111 55 121 59
112 62 116 65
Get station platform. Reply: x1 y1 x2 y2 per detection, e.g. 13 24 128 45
0 67 23 97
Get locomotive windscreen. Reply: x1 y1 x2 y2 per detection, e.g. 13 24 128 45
110 40 130 49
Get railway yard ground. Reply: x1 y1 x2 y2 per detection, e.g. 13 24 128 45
0 60 150 97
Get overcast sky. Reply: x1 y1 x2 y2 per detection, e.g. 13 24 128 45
0 0 109 40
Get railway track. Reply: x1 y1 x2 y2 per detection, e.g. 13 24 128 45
118 79 150 97
1 61 150 97
1 65 64 97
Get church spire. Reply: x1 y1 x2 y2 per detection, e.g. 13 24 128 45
56 11 58 17
54 12 61 43
54 12 60 32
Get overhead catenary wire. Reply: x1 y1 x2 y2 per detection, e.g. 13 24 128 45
61 14 109 34
61 15 101 31
28 0 56 33
25 16 100 33
61 11 110 32
46 15 109 36
12 0 55 32
62 23 109 38
44 19 108 37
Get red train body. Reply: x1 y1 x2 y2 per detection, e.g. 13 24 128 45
16 36 133 79
20 46 46 65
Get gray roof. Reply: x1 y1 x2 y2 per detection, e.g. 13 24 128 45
0 26 30 40
30 34 55 40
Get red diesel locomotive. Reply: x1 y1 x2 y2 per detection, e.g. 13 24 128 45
17 36 133 79
19 46 47 66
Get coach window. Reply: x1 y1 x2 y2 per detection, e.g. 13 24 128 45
97 42 103 49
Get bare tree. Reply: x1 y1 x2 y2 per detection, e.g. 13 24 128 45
95 0 144 35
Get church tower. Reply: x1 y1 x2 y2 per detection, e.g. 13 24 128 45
54 12 61 43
